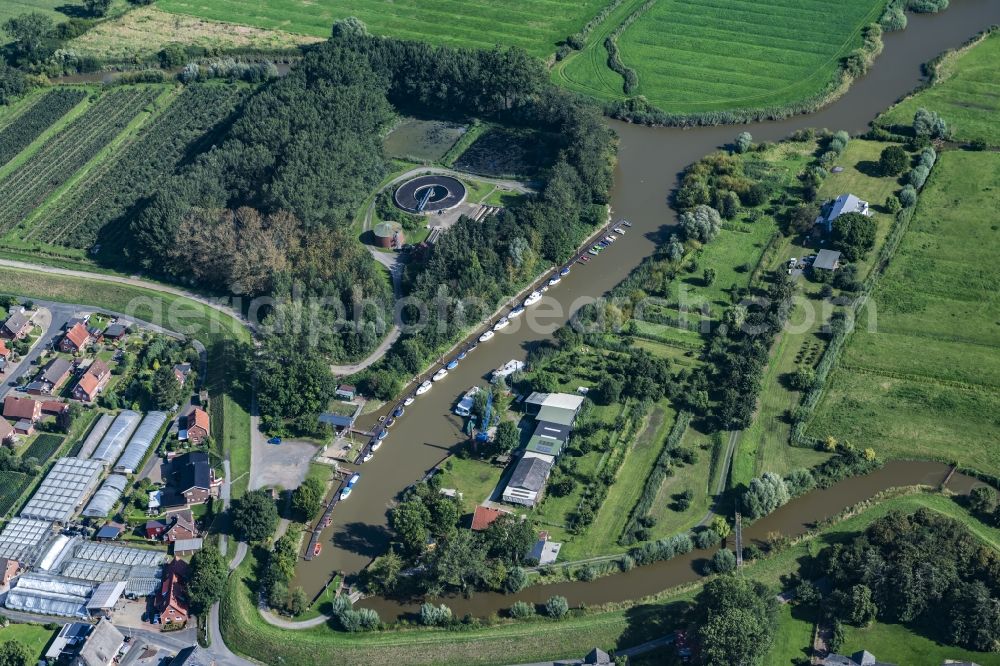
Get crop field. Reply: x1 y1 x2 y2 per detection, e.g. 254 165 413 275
879 31 1000 147
24 84 246 252
0 89 86 168
0 471 33 517
808 150 1000 475
558 0 883 113
21 434 65 463
157 0 609 58
0 86 163 238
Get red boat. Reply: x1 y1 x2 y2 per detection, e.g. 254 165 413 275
313 542 323 556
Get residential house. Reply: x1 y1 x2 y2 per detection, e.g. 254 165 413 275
145 520 167 540
102 323 129 341
182 407 209 445
813 249 842 272
0 557 20 585
501 453 554 507
823 650 896 666
166 451 221 506
0 417 14 445
818 193 871 233
3 395 41 423
173 363 192 386
155 559 190 628
30 357 74 395
0 339 10 361
73 360 111 403
522 392 585 426
1 311 32 340
525 420 570 459
470 505 510 531
162 509 198 542
528 534 562 565
61 322 92 354
73 617 123 666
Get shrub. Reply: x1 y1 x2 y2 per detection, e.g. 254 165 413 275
734 131 753 153
919 146 936 169
880 4 907 31
877 144 909 176
619 554 635 571
509 601 535 619
710 548 737 574
884 195 902 214
544 595 569 619
420 603 453 626
742 472 791 520
908 165 929 189
899 185 918 208
907 0 948 12
679 205 722 243
505 566 527 593
693 528 720 550
784 468 816 496
913 107 947 138
576 565 597 582
742 182 771 207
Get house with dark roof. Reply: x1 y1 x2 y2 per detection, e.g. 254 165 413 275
335 384 357 401
103 323 129 341
169 645 214 666
823 650 896 666
3 395 41 423
1 311 32 340
156 559 190 628
166 452 221 506
813 249 842 272
525 420 570 458
73 617 124 666
502 453 554 507
173 363 192 386
73 360 111 403
163 509 198 542
32 357 74 395
60 322 92 354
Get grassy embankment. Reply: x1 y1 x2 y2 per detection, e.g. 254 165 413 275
220 490 1000 666
878 29 1000 147
157 0 609 59
807 149 1000 477
0 269 254 494
557 0 884 114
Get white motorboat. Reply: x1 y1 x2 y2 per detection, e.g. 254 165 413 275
403 395 415 406
371 439 383 451
523 291 542 307
362 452 374 463
415 380 432 395
613 227 626 235
453 386 481 417
508 306 525 318
547 275 561 287
432 367 449 381
492 359 525 382
492 317 510 331
340 486 352 500
479 330 495 342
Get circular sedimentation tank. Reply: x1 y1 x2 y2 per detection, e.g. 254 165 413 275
394 174 467 213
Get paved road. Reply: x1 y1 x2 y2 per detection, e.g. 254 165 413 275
0 306 60 400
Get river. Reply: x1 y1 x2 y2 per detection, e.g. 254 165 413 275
293 0 1000 610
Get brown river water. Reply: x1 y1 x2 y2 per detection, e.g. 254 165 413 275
293 0 1000 617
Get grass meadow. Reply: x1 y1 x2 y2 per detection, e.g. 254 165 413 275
560 0 883 113
808 150 1000 475
157 0 608 58
879 31 1000 147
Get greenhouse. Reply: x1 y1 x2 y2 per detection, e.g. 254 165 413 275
113 411 167 474
5 572 95 618
0 518 54 563
20 457 104 523
91 410 142 466
82 475 129 518
77 413 115 460
59 541 166 596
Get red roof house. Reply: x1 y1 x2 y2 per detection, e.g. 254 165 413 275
72 360 111 402
145 520 167 540
41 401 69 416
155 559 190 628
184 407 210 445
2 396 41 423
470 505 511 531
0 339 10 360
0 417 14 445
60 322 92 353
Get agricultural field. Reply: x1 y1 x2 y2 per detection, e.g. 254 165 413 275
879 31 1000 147
0 471 34 517
18 84 246 257
157 0 609 58
0 86 164 239
20 433 65 463
69 5 320 61
808 150 1000 476
558 0 884 113
0 89 87 168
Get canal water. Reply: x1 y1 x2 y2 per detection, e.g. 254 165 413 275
293 0 1000 604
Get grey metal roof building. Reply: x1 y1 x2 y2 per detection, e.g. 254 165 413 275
91 411 141 466
114 411 167 474
814 249 842 271
502 453 553 507
82 474 129 518
20 457 104 523
77 413 115 460
0 518 54 563
60 541 167 596
86 581 127 612
4 572 94 617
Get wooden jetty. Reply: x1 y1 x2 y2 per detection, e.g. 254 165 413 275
303 469 351 561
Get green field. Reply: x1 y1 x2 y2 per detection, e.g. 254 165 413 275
0 623 57 661
879 31 1000 147
808 150 1000 475
0 0 66 32
558 0 883 113
20 433 64 463
0 471 34 517
157 0 609 58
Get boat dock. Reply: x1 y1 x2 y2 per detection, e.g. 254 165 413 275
303 470 351 561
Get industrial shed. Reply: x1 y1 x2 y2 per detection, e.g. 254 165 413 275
82 475 129 518
4 572 94 617
91 411 141 466
20 457 104 523
114 411 167 474
0 518 53 564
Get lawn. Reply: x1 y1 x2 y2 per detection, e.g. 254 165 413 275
157 0 610 58
645 424 720 541
558 0 884 114
879 30 1000 147
769 603 816 666
436 456 504 515
840 621 1000 666
0 623 57 661
808 150 1000 476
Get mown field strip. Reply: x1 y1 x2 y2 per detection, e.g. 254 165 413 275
158 0 611 57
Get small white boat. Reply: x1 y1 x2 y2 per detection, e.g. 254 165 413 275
559 267 571 277
604 235 617 243
588 248 600 256
508 306 525 318
523 291 542 307
613 227 626 235
493 317 510 331
371 439 383 451
492 359 525 382
547 275 561 287
403 395 415 406
340 486 353 501
362 452 374 463
454 386 481 417
348 473 361 486
479 330 495 342
432 368 449 381
415 380 432 395
621 219 633 227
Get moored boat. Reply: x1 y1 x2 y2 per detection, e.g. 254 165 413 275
587 248 599 256
492 359 525 382
613 227 626 235
415 380 432 395
479 330 495 342
559 266 571 277
377 429 388 440
446 358 459 370
508 305 525 318
432 367 449 381
362 452 374 463
313 543 322 556
453 386 481 417
523 291 542 307
392 405 405 418
384 417 396 428
340 486 352 500
457 350 468 360
372 439 383 451
403 395 415 406
547 275 561 286
492 317 510 331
